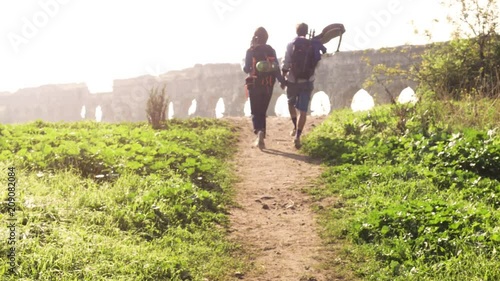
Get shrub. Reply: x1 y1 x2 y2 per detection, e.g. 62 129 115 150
146 85 169 129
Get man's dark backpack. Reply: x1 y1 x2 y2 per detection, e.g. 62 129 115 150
291 37 317 80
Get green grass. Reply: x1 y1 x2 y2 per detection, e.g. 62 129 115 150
0 118 246 280
303 101 500 280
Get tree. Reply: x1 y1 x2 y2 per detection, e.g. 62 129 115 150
362 46 423 104
418 0 500 99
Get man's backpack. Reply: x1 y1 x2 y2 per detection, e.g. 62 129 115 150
250 44 278 87
291 37 317 80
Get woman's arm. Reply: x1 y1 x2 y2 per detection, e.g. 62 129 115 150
243 49 253 74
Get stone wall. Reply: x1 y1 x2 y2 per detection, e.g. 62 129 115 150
0 45 426 124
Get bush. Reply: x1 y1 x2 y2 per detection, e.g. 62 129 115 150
146 85 169 129
417 37 500 100
416 0 500 100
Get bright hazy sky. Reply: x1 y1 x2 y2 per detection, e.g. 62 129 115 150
0 0 456 93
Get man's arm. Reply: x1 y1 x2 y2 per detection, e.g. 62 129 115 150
281 41 293 75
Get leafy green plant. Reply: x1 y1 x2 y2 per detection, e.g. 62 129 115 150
0 120 236 188
0 118 245 280
303 100 500 280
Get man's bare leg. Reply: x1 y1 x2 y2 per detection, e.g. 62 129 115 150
294 109 307 148
288 103 298 136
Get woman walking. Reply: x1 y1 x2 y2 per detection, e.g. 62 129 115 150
243 27 285 149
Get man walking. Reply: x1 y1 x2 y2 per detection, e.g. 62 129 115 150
282 23 324 149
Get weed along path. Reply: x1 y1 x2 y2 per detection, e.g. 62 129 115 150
226 116 340 281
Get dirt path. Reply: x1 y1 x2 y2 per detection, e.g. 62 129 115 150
226 116 343 281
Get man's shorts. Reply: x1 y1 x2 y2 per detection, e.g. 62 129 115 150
286 81 314 112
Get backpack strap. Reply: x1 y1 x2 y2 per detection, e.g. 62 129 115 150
336 33 343 53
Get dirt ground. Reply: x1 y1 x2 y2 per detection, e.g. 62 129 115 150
226 116 346 281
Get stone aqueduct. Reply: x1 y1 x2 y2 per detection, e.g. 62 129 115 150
0 45 425 124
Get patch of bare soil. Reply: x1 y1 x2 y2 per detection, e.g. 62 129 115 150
225 116 347 281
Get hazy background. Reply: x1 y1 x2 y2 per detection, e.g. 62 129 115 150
0 0 455 93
